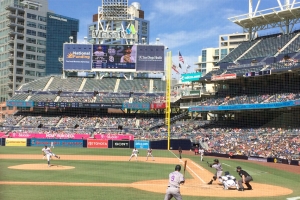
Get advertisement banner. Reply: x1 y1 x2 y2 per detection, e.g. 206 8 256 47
122 102 150 110
181 72 202 82
211 73 236 81
87 139 108 148
63 43 93 71
5 138 27 146
9 132 90 139
134 140 149 149
92 45 136 71
189 100 296 112
94 134 134 141
136 45 165 72
181 90 200 97
6 100 34 107
150 103 166 109
30 139 83 147
112 140 130 148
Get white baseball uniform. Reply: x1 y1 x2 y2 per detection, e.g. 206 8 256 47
199 149 204 161
129 148 139 161
42 147 60 166
146 148 154 161
50 141 54 148
220 175 238 190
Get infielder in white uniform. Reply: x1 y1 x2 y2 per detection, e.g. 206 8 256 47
129 148 139 161
220 171 239 190
50 141 54 149
164 165 185 200
146 148 155 161
199 148 204 161
42 145 60 167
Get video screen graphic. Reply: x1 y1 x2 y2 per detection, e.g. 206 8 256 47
63 44 93 71
92 45 136 70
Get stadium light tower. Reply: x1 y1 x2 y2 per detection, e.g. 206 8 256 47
229 0 300 39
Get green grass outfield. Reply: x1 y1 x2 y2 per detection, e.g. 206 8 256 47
0 146 300 200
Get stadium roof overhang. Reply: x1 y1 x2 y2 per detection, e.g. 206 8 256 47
228 3 300 39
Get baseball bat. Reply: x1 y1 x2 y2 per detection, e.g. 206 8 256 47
183 160 187 176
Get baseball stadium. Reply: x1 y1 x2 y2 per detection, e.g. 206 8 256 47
0 0 300 200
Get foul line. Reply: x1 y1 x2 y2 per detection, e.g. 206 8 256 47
168 150 183 163
168 150 205 183
222 163 231 167
191 161 204 171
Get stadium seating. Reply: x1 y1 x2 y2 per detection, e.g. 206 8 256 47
20 76 51 91
83 78 117 92
29 94 57 102
118 79 150 92
240 33 295 60
48 76 83 91
10 93 29 101
220 40 258 63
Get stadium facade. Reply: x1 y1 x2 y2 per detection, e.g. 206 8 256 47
195 33 249 93
0 0 79 102
86 2 149 45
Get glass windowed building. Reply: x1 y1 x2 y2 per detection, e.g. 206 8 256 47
0 0 78 102
46 13 79 75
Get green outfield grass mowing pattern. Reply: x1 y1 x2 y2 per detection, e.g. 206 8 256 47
0 147 299 200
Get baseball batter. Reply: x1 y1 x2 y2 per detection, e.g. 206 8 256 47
146 148 155 161
164 165 185 200
207 159 223 184
42 145 60 167
129 148 139 161
199 148 204 161
220 171 239 190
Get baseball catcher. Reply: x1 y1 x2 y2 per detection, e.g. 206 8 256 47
207 159 223 184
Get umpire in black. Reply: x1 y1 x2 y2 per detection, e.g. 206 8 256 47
236 166 253 191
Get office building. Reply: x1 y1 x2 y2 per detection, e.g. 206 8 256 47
0 0 79 102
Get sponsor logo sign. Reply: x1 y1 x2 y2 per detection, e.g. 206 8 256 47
112 140 130 148
63 44 93 71
30 139 83 147
181 72 202 82
87 139 108 148
150 103 166 109
49 15 67 22
211 73 236 81
5 138 27 146
122 102 150 110
136 45 165 72
181 90 200 97
134 140 149 149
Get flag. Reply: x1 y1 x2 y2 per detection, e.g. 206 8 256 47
179 51 184 64
172 64 180 74
179 63 182 69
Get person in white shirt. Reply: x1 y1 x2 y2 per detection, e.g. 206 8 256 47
220 171 239 190
129 148 139 161
42 145 60 167
146 148 155 161
199 147 205 161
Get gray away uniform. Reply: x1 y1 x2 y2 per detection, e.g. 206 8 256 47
164 171 185 200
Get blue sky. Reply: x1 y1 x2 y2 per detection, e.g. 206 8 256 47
48 0 296 75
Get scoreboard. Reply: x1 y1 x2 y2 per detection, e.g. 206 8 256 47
245 70 271 77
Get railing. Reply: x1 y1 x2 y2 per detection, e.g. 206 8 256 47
180 102 201 107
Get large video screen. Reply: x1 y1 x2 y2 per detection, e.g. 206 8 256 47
63 44 93 71
92 45 136 71
136 45 164 72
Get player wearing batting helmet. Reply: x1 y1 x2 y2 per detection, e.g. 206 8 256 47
207 159 223 185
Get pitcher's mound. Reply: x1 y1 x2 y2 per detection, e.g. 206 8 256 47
8 164 75 170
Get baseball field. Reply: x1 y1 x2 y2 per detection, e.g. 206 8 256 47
0 147 299 200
